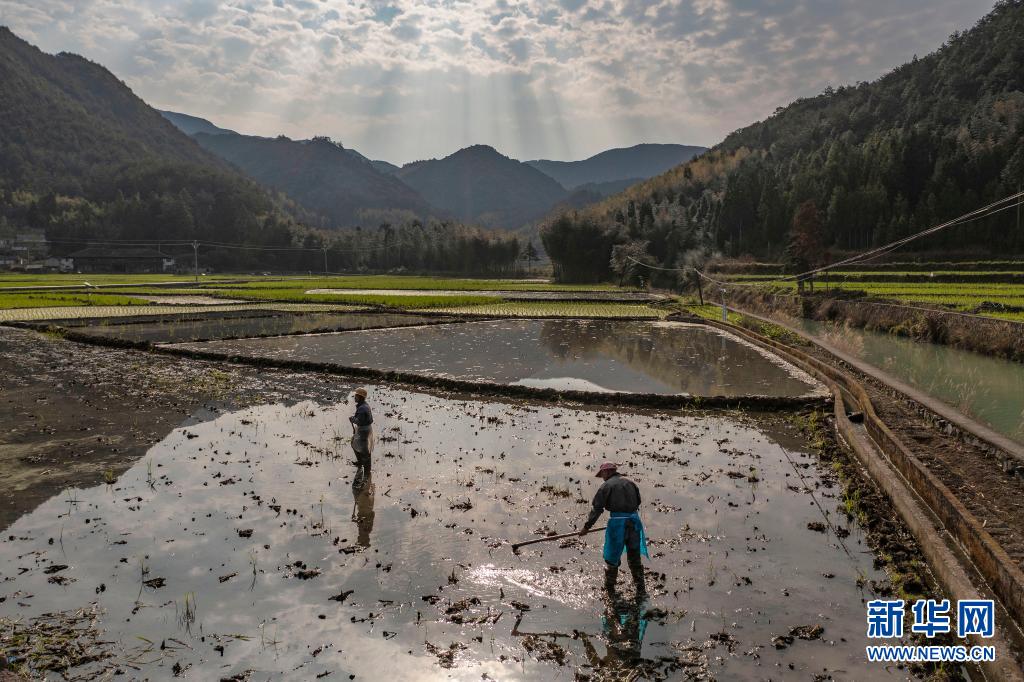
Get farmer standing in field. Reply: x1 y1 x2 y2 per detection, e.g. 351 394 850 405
580 462 649 596
349 387 374 472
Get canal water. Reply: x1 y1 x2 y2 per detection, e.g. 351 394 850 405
792 318 1024 443
0 389 893 680
178 319 823 398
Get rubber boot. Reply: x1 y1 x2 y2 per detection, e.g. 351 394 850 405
604 563 619 592
628 554 647 597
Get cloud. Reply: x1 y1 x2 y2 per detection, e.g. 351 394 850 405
0 0 995 163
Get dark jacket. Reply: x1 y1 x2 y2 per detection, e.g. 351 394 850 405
583 473 641 530
350 401 373 433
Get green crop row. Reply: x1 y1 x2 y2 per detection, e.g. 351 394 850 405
0 292 152 308
417 302 668 318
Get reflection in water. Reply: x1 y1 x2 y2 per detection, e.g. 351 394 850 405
0 392 895 680
588 598 649 669
77 312 443 344
794 318 1024 442
190 320 822 398
352 472 375 548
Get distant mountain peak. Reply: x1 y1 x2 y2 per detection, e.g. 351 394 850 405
526 143 707 191
160 110 238 137
395 144 567 228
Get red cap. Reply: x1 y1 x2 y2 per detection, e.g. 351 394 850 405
596 462 617 477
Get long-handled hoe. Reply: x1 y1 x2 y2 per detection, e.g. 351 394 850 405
510 526 605 555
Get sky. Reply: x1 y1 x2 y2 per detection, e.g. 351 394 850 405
0 0 996 165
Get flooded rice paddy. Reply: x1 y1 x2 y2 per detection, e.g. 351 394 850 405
0 388 892 680
73 312 447 345
182 320 823 398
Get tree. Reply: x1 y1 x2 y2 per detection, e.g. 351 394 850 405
784 200 827 293
521 240 540 273
609 241 653 288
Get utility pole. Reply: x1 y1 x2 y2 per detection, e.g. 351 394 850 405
1018 184 1022 242
322 247 328 275
192 240 199 282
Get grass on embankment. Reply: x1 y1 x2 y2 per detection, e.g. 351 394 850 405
0 292 152 308
682 300 811 346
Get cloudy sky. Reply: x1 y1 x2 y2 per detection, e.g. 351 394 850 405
0 0 995 164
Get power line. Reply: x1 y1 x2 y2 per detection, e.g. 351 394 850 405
786 191 1024 280
623 192 1024 285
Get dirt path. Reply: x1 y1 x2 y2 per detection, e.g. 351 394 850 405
0 326 344 531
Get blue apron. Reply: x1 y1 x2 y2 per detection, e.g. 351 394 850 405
603 511 649 566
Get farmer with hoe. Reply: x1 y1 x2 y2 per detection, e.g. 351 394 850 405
349 387 374 472
580 462 649 596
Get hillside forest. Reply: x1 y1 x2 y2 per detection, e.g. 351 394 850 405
542 0 1024 283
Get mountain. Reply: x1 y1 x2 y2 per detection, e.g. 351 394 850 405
0 27 224 188
159 110 237 137
395 145 569 228
527 144 706 191
541 0 1024 282
160 109 401 176
344 148 401 175
191 133 437 227
0 26 297 263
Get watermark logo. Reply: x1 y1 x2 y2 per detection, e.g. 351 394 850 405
866 599 995 663
957 600 994 638
911 599 950 638
867 599 904 638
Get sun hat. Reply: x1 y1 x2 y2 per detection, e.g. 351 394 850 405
354 387 368 398
596 462 617 477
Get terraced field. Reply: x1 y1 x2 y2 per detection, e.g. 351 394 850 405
716 275 1024 322
416 301 669 318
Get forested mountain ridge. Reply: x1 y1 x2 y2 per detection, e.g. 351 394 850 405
542 0 1024 282
192 132 437 228
0 28 526 274
0 27 225 191
0 26 305 260
159 110 238 137
396 145 569 229
526 144 706 191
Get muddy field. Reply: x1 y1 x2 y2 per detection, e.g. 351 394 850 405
0 326 344 530
1 377 904 680
1 319 960 680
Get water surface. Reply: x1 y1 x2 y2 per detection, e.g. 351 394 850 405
75 312 445 344
0 390 892 680
794 318 1024 442
184 320 821 397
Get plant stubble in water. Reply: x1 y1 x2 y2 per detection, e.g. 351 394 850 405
0 389 893 680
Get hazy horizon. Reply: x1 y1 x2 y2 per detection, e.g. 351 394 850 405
0 0 995 164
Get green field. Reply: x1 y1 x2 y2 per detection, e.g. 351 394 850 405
0 274 246 288
0 274 648 317
716 274 1024 322
0 273 621 292
0 291 153 308
418 302 668 318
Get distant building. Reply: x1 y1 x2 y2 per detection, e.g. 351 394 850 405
69 247 176 273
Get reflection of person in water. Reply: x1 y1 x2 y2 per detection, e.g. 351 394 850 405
579 599 649 672
352 472 375 548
